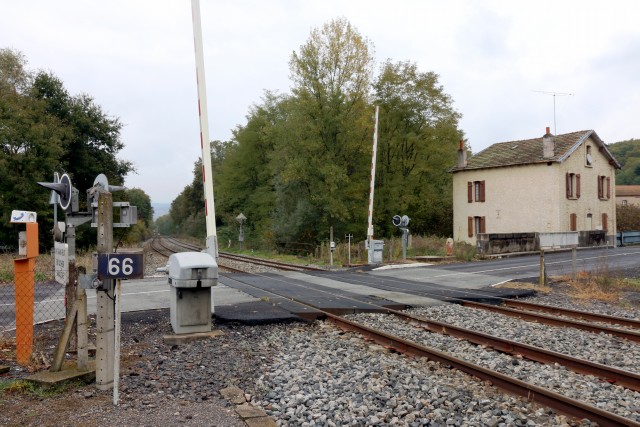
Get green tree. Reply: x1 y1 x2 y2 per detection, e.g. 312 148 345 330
216 92 285 245
372 60 463 237
118 188 153 244
155 214 176 235
0 49 65 248
125 188 153 225
0 48 134 250
170 159 206 238
608 139 640 185
31 72 134 194
272 17 375 243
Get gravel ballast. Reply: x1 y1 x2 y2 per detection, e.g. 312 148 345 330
2 287 639 426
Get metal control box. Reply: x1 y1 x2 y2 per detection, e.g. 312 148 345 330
367 239 384 265
168 252 218 288
168 252 217 334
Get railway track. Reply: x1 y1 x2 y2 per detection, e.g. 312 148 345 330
221 271 640 426
148 236 326 273
326 272 640 343
218 251 325 272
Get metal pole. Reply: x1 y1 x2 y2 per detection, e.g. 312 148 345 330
572 246 577 281
346 234 352 266
96 191 115 390
367 106 379 245
539 250 545 287
402 229 407 261
113 279 121 405
191 0 218 258
330 226 333 270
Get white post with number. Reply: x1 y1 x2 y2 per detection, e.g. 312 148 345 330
113 278 121 405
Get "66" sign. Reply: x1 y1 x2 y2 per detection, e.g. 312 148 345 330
97 253 144 280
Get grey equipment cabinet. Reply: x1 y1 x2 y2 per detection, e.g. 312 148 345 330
168 252 218 334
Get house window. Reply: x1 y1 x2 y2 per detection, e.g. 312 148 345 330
570 213 577 231
602 213 608 231
565 173 580 199
597 176 611 200
622 200 628 206
585 145 593 166
467 216 486 237
467 181 485 203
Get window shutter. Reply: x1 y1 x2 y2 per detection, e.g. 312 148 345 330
468 217 473 237
480 181 486 202
597 175 602 198
570 213 577 231
576 174 581 198
467 182 472 203
602 213 608 231
565 173 571 198
480 216 486 234
606 177 611 199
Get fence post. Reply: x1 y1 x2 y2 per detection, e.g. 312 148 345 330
539 249 546 287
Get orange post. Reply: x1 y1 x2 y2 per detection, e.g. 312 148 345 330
13 222 38 365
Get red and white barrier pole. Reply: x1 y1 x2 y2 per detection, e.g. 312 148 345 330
367 106 379 246
191 0 218 257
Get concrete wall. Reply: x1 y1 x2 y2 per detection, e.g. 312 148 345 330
453 136 617 248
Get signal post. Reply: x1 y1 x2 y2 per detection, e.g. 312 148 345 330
39 173 140 396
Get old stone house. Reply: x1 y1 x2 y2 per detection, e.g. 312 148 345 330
616 185 640 207
450 128 621 253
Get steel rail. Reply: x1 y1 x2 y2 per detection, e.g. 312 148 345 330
149 237 173 258
388 309 640 391
163 236 202 252
222 274 640 427
461 300 640 343
502 300 640 329
325 313 640 427
219 252 325 272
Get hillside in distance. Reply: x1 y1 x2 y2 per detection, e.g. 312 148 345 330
608 138 640 185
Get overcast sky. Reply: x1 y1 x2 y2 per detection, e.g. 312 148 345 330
2 0 639 203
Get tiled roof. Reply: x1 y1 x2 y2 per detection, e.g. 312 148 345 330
451 130 621 172
616 185 640 197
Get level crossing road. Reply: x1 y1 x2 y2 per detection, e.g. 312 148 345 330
2 246 640 331
369 246 640 287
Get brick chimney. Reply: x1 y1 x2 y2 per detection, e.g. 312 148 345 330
542 126 555 159
457 139 467 168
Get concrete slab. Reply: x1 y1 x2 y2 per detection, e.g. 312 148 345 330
220 386 246 405
162 330 224 345
368 266 507 289
26 361 95 386
229 273 404 314
236 403 267 419
279 271 443 307
214 301 307 324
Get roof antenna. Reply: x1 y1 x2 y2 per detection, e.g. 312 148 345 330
532 90 574 135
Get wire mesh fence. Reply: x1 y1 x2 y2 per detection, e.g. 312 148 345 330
0 268 66 337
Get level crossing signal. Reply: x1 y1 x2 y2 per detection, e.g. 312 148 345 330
38 173 72 211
